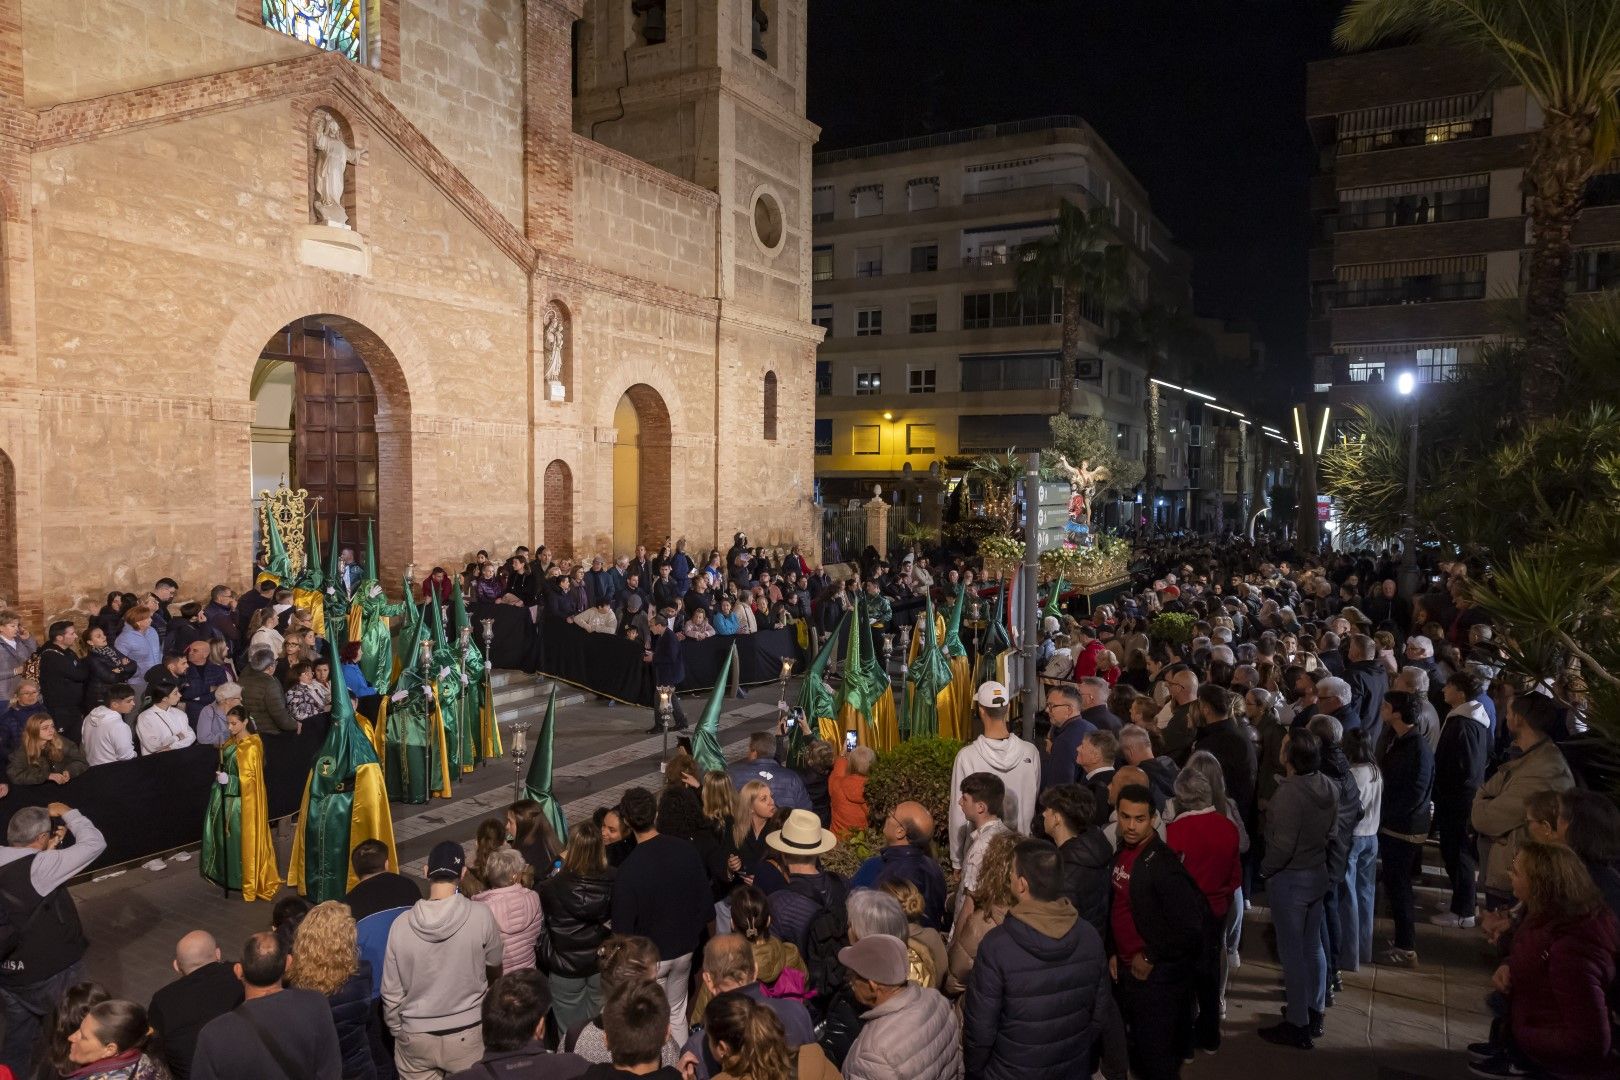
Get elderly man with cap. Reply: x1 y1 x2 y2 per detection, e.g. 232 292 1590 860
850 800 948 931
763 809 848 964
382 840 504 1079
948 681 1040 868
838 934 961 1080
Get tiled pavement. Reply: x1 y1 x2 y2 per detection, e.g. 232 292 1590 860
68 683 1495 1078
72 688 785 1004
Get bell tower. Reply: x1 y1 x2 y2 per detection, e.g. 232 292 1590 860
573 0 817 321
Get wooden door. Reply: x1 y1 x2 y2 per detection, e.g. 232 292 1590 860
262 319 378 556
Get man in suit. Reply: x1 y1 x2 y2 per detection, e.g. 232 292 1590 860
645 614 687 733
1077 730 1118 827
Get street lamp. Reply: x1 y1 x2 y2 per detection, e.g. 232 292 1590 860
1396 369 1421 599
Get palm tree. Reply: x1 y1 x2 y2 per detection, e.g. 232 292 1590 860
1015 202 1126 416
1336 1 1620 416
1109 303 1206 533
968 451 1024 533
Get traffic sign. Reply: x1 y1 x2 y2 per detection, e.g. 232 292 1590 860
1035 505 1072 530
1036 482 1070 507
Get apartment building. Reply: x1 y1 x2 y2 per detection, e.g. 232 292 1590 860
1306 44 1620 409
809 116 1200 529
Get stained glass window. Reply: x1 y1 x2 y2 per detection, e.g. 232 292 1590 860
263 1 365 64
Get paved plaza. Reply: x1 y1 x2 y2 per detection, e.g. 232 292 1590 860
67 686 1487 1079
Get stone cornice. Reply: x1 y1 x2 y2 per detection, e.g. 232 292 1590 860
717 302 822 345
535 251 720 320
570 133 718 208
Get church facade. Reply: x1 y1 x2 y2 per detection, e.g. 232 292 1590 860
0 0 819 622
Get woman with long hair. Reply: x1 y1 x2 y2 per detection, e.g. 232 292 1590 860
80 626 136 710
540 819 617 1033
7 713 88 786
506 799 562 884
244 606 282 659
704 991 839 1080
700 771 742 883
879 878 946 990
593 804 635 867
287 900 386 1080
461 818 511 897
690 885 809 1022
732 780 776 882
1339 728 1382 971
200 706 281 901
40 981 111 1080
1486 841 1620 1078
944 831 1021 997
62 1000 164 1080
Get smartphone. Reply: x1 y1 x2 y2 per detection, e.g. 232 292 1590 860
844 730 858 752
785 715 797 730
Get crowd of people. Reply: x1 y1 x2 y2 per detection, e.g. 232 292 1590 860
0 536 1616 1080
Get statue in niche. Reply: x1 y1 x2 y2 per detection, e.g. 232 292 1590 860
313 113 366 229
752 0 769 59
543 304 566 400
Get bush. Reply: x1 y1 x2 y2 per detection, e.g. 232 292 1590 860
1148 611 1195 646
863 737 962 847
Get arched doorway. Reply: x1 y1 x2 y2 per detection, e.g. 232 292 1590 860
543 460 574 558
612 385 671 553
251 317 384 558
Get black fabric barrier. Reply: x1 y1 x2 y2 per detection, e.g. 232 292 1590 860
473 602 542 672
536 615 803 707
0 730 325 874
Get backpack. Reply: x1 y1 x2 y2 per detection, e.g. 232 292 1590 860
775 874 848 1007
0 853 43 963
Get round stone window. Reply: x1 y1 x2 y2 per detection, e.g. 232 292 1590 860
752 191 785 253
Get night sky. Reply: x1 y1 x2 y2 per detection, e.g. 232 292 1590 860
806 0 1346 403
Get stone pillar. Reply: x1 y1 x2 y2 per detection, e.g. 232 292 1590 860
864 485 888 561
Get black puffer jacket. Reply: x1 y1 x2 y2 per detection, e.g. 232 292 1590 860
1057 830 1113 940
539 869 615 977
962 897 1109 1080
324 961 384 1080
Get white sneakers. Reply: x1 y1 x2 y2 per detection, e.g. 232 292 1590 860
1428 912 1477 929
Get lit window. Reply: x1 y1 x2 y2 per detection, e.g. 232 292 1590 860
907 424 936 454
855 370 882 396
855 308 883 337
908 367 937 394
852 425 880 454
263 0 364 62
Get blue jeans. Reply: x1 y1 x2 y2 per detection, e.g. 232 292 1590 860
1268 867 1328 1027
1344 835 1378 969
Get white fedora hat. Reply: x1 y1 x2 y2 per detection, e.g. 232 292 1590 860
765 808 836 857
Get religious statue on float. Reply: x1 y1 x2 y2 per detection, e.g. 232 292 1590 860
200 708 282 902
1053 454 1111 539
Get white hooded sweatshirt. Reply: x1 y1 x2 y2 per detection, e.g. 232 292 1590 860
947 732 1040 867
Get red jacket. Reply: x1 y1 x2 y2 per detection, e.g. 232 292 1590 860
1073 640 1107 679
1509 907 1620 1079
1165 807 1241 918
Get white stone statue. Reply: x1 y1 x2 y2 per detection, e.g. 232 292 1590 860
313 113 366 229
543 304 566 400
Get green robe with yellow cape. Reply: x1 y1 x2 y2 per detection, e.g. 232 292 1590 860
904 598 954 741
793 620 843 765
292 514 326 639
288 641 396 901
939 585 973 743
353 521 408 689
426 589 465 776
383 602 453 804
834 600 899 752
453 579 501 767
200 731 281 901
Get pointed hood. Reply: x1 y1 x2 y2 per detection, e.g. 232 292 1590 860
692 645 734 775
364 518 378 582
297 513 324 590
452 575 472 639
258 511 291 587
798 613 842 725
904 597 952 739
1043 576 1066 619
942 583 968 659
834 601 882 728
523 686 569 843
326 514 343 588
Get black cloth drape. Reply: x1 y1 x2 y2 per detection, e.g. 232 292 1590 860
0 731 324 874
473 602 542 672
535 615 803 706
